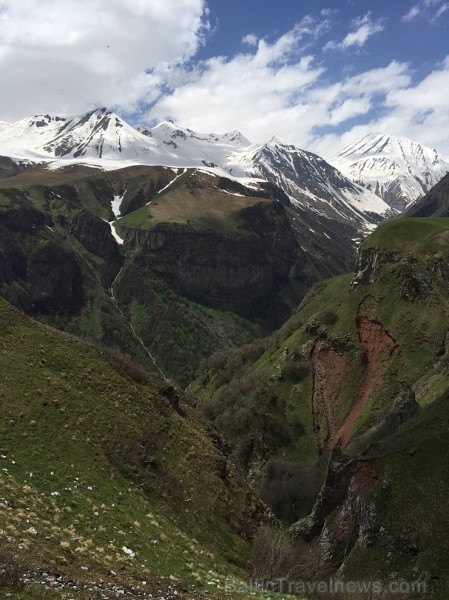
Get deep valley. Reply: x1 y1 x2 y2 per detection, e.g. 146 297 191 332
1 109 449 599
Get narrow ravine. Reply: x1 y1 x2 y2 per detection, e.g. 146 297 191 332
110 266 168 381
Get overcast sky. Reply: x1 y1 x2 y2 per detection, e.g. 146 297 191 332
0 0 448 157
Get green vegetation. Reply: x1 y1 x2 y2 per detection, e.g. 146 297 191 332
117 170 270 236
364 216 449 252
114 262 263 387
0 298 268 599
0 163 174 221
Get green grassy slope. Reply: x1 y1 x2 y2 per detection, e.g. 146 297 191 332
114 261 263 387
364 216 449 251
116 169 271 236
0 298 269 599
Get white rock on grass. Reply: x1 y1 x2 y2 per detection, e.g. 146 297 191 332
122 546 135 558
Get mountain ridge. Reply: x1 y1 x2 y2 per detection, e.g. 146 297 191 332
0 108 394 234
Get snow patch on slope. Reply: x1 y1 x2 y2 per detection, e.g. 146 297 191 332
111 192 126 218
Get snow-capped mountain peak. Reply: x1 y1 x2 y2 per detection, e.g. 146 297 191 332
41 108 158 159
332 132 449 211
0 108 162 163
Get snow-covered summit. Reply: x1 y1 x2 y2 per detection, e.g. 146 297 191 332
332 132 449 211
148 120 250 148
140 120 251 167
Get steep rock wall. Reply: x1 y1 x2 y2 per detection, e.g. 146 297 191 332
123 201 307 325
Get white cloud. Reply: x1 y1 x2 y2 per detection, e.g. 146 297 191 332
402 5 421 21
313 56 449 158
433 2 449 19
320 8 337 17
148 17 414 154
324 13 384 51
0 0 208 121
403 0 449 22
148 16 332 141
148 14 449 159
242 34 258 46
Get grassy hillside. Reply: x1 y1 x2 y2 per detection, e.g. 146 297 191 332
116 169 271 236
0 298 273 599
364 216 449 252
193 217 449 597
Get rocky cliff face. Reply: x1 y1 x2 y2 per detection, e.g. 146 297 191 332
351 231 449 303
67 211 120 262
123 200 307 326
0 155 32 178
351 246 395 289
0 198 85 315
291 450 379 550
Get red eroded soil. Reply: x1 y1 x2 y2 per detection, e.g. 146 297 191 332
311 340 352 450
310 307 398 450
334 313 398 448
352 462 380 496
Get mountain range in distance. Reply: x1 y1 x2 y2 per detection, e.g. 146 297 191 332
1 107 448 234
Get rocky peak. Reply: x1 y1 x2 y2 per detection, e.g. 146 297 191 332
333 132 449 211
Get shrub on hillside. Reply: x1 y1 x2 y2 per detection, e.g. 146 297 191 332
202 373 302 468
321 309 338 326
204 338 271 386
281 358 309 381
251 523 314 582
0 534 26 590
